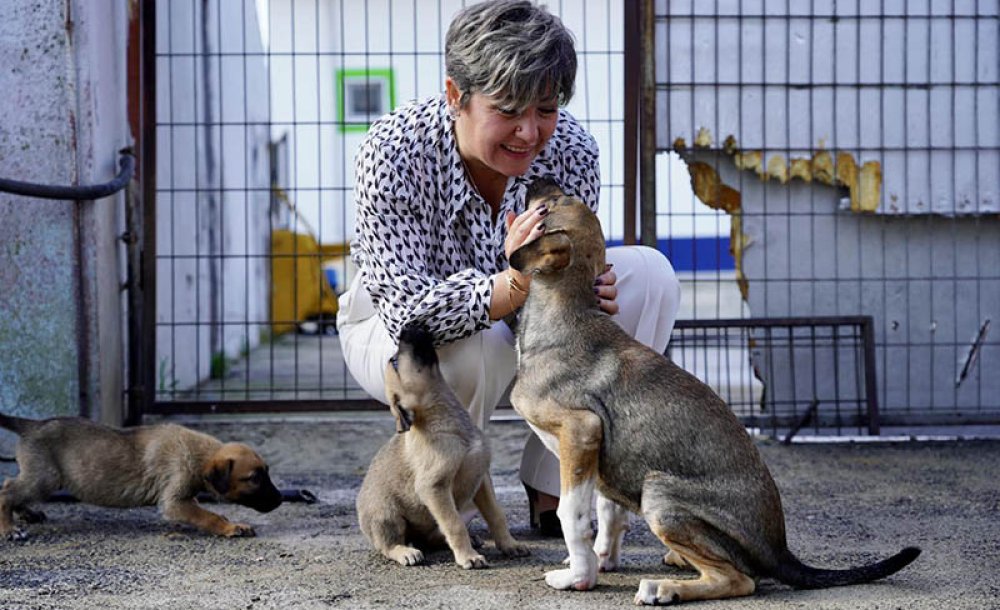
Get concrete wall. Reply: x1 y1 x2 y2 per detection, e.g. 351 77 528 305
0 0 131 454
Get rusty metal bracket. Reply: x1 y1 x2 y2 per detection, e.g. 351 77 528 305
0 148 135 200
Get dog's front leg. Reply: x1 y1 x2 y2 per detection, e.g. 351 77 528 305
593 491 630 572
546 410 602 591
415 477 487 569
162 499 255 537
473 476 530 558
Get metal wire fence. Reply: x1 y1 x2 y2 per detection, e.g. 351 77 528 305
146 0 998 434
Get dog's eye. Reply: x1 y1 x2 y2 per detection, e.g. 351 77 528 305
390 354 399 371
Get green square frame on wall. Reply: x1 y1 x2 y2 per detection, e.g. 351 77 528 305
336 68 396 133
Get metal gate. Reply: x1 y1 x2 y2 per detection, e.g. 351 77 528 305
137 0 999 435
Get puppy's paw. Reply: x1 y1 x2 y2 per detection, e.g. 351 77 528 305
387 545 424 566
497 539 530 558
4 527 29 542
634 579 680 606
223 523 257 538
545 568 595 591
456 551 488 570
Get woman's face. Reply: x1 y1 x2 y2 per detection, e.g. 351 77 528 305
447 78 559 181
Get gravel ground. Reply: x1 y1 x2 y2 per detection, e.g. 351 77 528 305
0 415 998 609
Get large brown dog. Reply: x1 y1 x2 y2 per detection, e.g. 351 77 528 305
507 177 920 604
0 413 282 539
356 325 529 569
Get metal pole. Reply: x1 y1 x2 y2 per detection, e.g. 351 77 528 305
639 0 657 247
623 0 639 245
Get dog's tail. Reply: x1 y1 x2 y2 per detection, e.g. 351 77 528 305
772 546 921 589
0 412 36 435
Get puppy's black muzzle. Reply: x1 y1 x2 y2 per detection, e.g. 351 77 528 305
240 478 283 513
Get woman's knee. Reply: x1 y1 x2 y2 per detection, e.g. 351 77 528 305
609 245 681 313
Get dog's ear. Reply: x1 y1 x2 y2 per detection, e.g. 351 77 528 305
204 458 234 495
510 230 572 275
388 392 412 434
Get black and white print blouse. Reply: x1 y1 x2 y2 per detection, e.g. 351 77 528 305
351 94 600 346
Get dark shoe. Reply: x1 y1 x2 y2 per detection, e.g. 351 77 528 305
524 484 563 538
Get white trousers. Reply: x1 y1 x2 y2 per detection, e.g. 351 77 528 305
337 245 682 495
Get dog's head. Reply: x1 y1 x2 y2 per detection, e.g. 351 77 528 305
203 443 283 513
383 324 445 433
509 177 606 283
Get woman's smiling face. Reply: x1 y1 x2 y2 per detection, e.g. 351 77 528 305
448 79 559 181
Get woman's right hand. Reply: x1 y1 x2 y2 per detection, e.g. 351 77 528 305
503 205 550 286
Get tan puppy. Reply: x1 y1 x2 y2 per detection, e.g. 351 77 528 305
356 325 529 569
0 413 282 539
508 177 920 604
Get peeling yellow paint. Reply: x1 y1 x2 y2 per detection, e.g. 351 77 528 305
683 161 750 299
767 155 789 184
723 135 738 155
694 127 713 148
687 161 741 214
789 158 813 182
858 161 882 213
673 132 887 301
733 150 764 177
811 151 836 185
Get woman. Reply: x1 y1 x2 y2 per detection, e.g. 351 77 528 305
337 0 681 534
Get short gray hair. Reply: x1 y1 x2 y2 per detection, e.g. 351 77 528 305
445 1 577 111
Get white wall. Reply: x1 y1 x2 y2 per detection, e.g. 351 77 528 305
155 0 272 394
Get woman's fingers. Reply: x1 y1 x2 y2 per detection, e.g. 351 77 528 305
505 205 549 258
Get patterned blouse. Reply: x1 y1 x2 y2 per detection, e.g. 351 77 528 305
351 94 601 346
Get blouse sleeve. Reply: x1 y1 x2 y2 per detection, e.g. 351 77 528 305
353 138 493 346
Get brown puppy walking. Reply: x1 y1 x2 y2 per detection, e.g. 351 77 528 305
508 177 919 604
0 413 282 539
356 325 529 569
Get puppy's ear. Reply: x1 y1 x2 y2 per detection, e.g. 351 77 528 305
204 458 234 495
388 393 412 434
510 231 572 275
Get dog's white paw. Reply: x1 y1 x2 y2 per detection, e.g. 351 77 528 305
4 528 29 542
634 579 680 606
545 568 596 591
388 545 424 566
456 552 488 570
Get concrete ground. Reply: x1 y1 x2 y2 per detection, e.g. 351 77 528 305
0 414 998 609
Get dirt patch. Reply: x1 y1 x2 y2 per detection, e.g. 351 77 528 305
1 416 997 609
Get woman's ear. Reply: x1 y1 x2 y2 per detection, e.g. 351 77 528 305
445 78 461 113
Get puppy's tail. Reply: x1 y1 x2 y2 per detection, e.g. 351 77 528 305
0 412 35 435
772 546 921 589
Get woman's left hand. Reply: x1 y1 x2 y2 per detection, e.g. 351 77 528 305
594 264 619 315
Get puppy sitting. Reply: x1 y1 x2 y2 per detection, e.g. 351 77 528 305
0 413 282 539
508 177 920 604
356 325 529 569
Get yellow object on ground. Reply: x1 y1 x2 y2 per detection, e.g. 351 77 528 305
270 230 340 336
